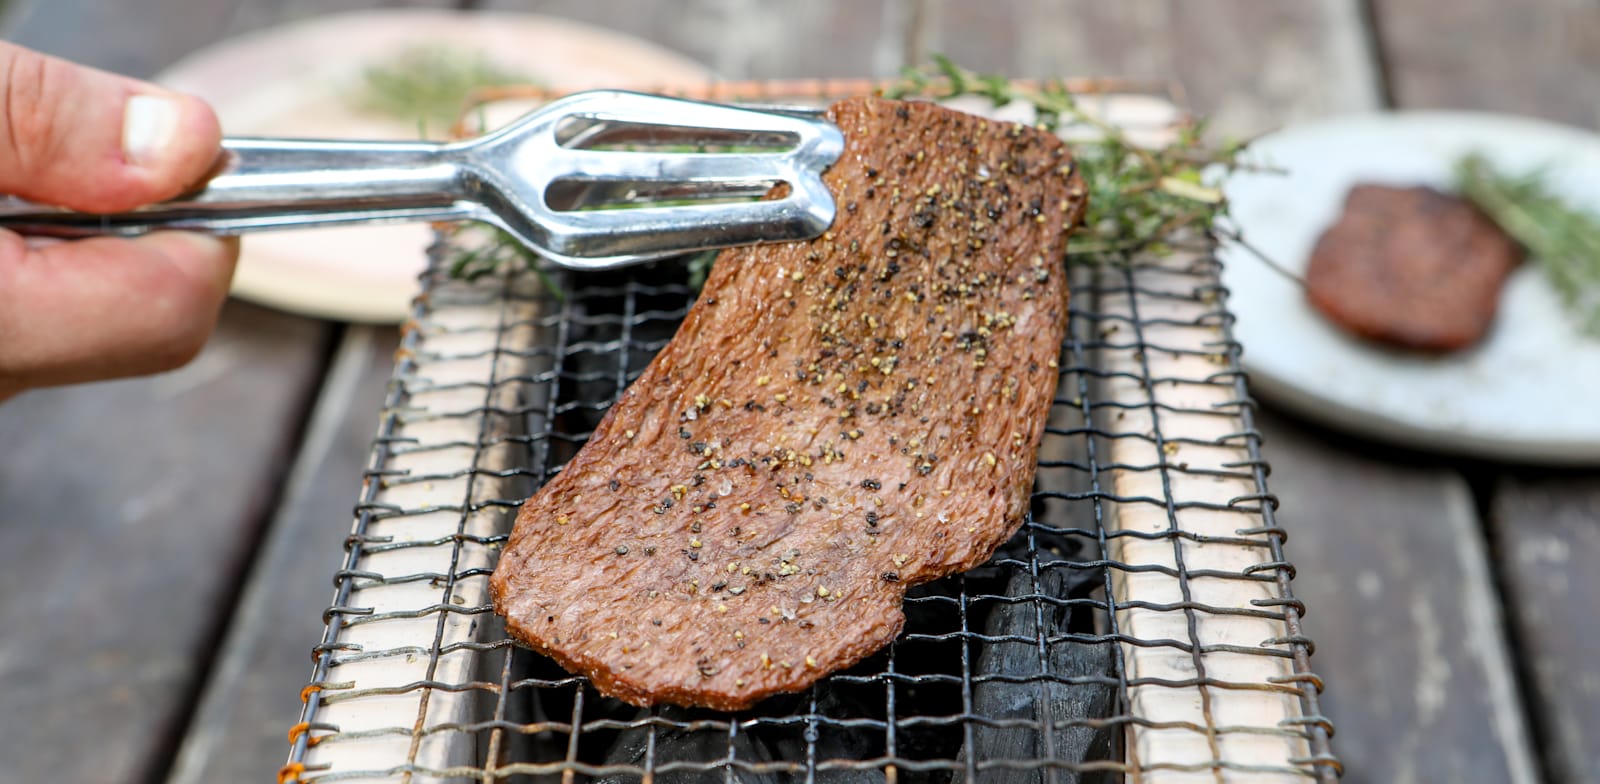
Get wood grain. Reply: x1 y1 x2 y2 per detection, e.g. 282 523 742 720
1369 2 1600 780
1371 0 1600 128
163 327 398 784
921 0 1383 136
0 302 331 784
1491 475 1600 783
296 267 544 780
478 0 902 79
1 0 247 76
1258 411 1538 784
222 0 462 44
1098 257 1315 782
2 0 454 77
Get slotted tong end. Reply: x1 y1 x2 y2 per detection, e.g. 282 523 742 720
0 90 845 270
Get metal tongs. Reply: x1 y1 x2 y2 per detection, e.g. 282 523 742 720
0 90 844 270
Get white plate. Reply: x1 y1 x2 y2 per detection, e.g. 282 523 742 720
1219 111 1600 464
155 9 712 323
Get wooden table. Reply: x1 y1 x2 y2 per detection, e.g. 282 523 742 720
0 2 1595 782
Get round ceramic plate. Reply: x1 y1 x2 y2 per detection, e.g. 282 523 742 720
155 9 712 323
1219 111 1600 464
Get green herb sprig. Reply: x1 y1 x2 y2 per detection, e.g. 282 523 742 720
357 45 532 136
446 57 1256 288
1455 152 1600 335
885 56 1252 265
448 225 565 301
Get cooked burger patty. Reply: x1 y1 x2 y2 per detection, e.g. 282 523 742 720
1305 184 1523 351
491 96 1088 710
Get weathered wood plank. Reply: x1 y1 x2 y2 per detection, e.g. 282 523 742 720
1371 0 1600 128
0 0 247 76
221 0 469 44
0 301 331 784
479 0 902 79
1258 410 1539 784
1 0 455 77
1098 256 1317 781
921 0 1383 135
1491 475 1600 783
1371 2 1600 779
164 326 399 784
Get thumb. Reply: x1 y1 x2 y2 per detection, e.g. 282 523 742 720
0 42 222 213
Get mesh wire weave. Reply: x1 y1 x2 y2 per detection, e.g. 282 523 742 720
280 228 1338 783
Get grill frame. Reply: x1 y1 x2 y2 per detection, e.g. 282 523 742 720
281 89 1339 784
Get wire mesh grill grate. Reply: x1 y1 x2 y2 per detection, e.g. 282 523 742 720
281 225 1338 783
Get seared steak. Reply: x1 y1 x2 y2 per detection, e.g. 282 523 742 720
491 96 1088 710
1305 184 1522 351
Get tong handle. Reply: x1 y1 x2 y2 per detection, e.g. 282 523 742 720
0 137 476 237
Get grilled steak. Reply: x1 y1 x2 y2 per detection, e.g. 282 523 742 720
491 96 1088 710
1305 184 1523 351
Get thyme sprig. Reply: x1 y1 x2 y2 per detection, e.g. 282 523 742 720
446 58 1255 287
1455 152 1600 335
447 225 565 301
885 56 1252 264
357 44 532 137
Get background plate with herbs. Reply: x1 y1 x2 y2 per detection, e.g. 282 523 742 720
1220 110 1600 463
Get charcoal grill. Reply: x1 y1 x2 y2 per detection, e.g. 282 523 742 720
279 85 1340 784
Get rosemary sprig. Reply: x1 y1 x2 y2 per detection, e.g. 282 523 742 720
356 44 532 136
1455 152 1600 335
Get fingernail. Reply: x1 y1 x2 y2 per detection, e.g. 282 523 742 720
122 94 182 168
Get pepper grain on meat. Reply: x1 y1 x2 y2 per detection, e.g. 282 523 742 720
490 96 1089 710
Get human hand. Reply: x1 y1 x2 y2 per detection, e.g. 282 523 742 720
0 42 238 402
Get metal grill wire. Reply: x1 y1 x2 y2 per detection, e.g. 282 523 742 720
285 231 1338 782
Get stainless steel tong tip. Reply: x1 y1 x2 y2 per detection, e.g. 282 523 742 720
0 90 845 271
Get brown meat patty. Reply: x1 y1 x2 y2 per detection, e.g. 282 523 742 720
491 96 1088 710
1305 184 1523 352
